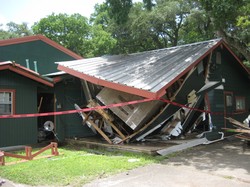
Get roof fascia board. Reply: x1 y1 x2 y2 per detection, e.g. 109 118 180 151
0 63 53 87
58 64 157 98
0 35 83 60
9 66 54 87
0 35 40 46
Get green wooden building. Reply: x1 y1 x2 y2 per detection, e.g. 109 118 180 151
57 39 250 141
0 35 93 147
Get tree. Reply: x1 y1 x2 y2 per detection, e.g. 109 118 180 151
149 0 192 46
97 0 196 54
32 13 91 57
87 25 117 57
143 0 155 10
0 25 13 40
106 0 133 24
198 0 250 62
179 9 215 44
0 22 32 39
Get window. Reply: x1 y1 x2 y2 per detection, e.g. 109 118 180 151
235 96 246 111
226 95 233 107
225 92 233 107
0 90 15 115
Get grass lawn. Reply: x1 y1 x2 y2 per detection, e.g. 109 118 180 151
0 144 163 186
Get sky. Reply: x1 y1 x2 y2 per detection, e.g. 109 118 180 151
0 0 106 27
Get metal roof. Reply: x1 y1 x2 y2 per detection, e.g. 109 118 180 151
57 39 223 98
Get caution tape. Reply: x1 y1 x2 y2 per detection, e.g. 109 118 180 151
0 98 155 119
159 98 214 114
0 97 246 119
159 98 246 116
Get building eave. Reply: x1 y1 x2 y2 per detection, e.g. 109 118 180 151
0 35 83 60
0 61 54 87
58 64 158 98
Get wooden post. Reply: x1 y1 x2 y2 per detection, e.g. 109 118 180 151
51 142 59 156
0 151 5 166
25 146 32 160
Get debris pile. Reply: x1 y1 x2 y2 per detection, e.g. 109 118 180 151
75 78 217 145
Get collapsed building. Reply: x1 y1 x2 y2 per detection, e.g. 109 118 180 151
1 36 249 151
56 39 250 147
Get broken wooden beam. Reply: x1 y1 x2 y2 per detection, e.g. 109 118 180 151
222 128 250 134
81 112 113 144
225 117 250 130
87 100 126 140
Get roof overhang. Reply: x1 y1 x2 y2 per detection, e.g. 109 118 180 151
0 61 54 87
57 39 248 99
0 35 83 60
57 64 157 98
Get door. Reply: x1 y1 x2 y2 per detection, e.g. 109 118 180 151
37 93 55 142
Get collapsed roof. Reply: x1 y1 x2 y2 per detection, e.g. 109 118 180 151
55 38 249 146
56 39 223 98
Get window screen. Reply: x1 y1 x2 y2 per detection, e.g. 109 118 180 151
235 97 246 111
0 91 14 115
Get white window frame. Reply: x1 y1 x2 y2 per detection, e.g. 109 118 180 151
235 96 246 111
0 90 15 115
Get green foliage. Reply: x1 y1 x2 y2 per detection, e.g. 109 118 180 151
106 0 133 24
97 0 202 54
1 0 249 62
90 3 110 28
180 9 215 44
0 22 32 40
198 0 250 62
32 13 90 57
143 0 155 10
88 24 117 57
243 60 250 68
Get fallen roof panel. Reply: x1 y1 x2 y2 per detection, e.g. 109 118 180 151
57 39 222 98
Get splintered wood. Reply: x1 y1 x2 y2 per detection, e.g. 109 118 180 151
224 117 250 141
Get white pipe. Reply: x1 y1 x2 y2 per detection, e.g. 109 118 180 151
33 61 38 73
25 59 30 69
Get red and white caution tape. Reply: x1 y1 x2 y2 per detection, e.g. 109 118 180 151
0 98 154 119
0 97 246 119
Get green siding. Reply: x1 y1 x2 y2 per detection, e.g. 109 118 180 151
0 71 38 147
54 78 93 140
208 48 250 131
0 41 77 75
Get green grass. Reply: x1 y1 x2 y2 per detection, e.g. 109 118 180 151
0 145 161 186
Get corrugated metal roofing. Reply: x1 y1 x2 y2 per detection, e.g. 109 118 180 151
57 39 223 98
